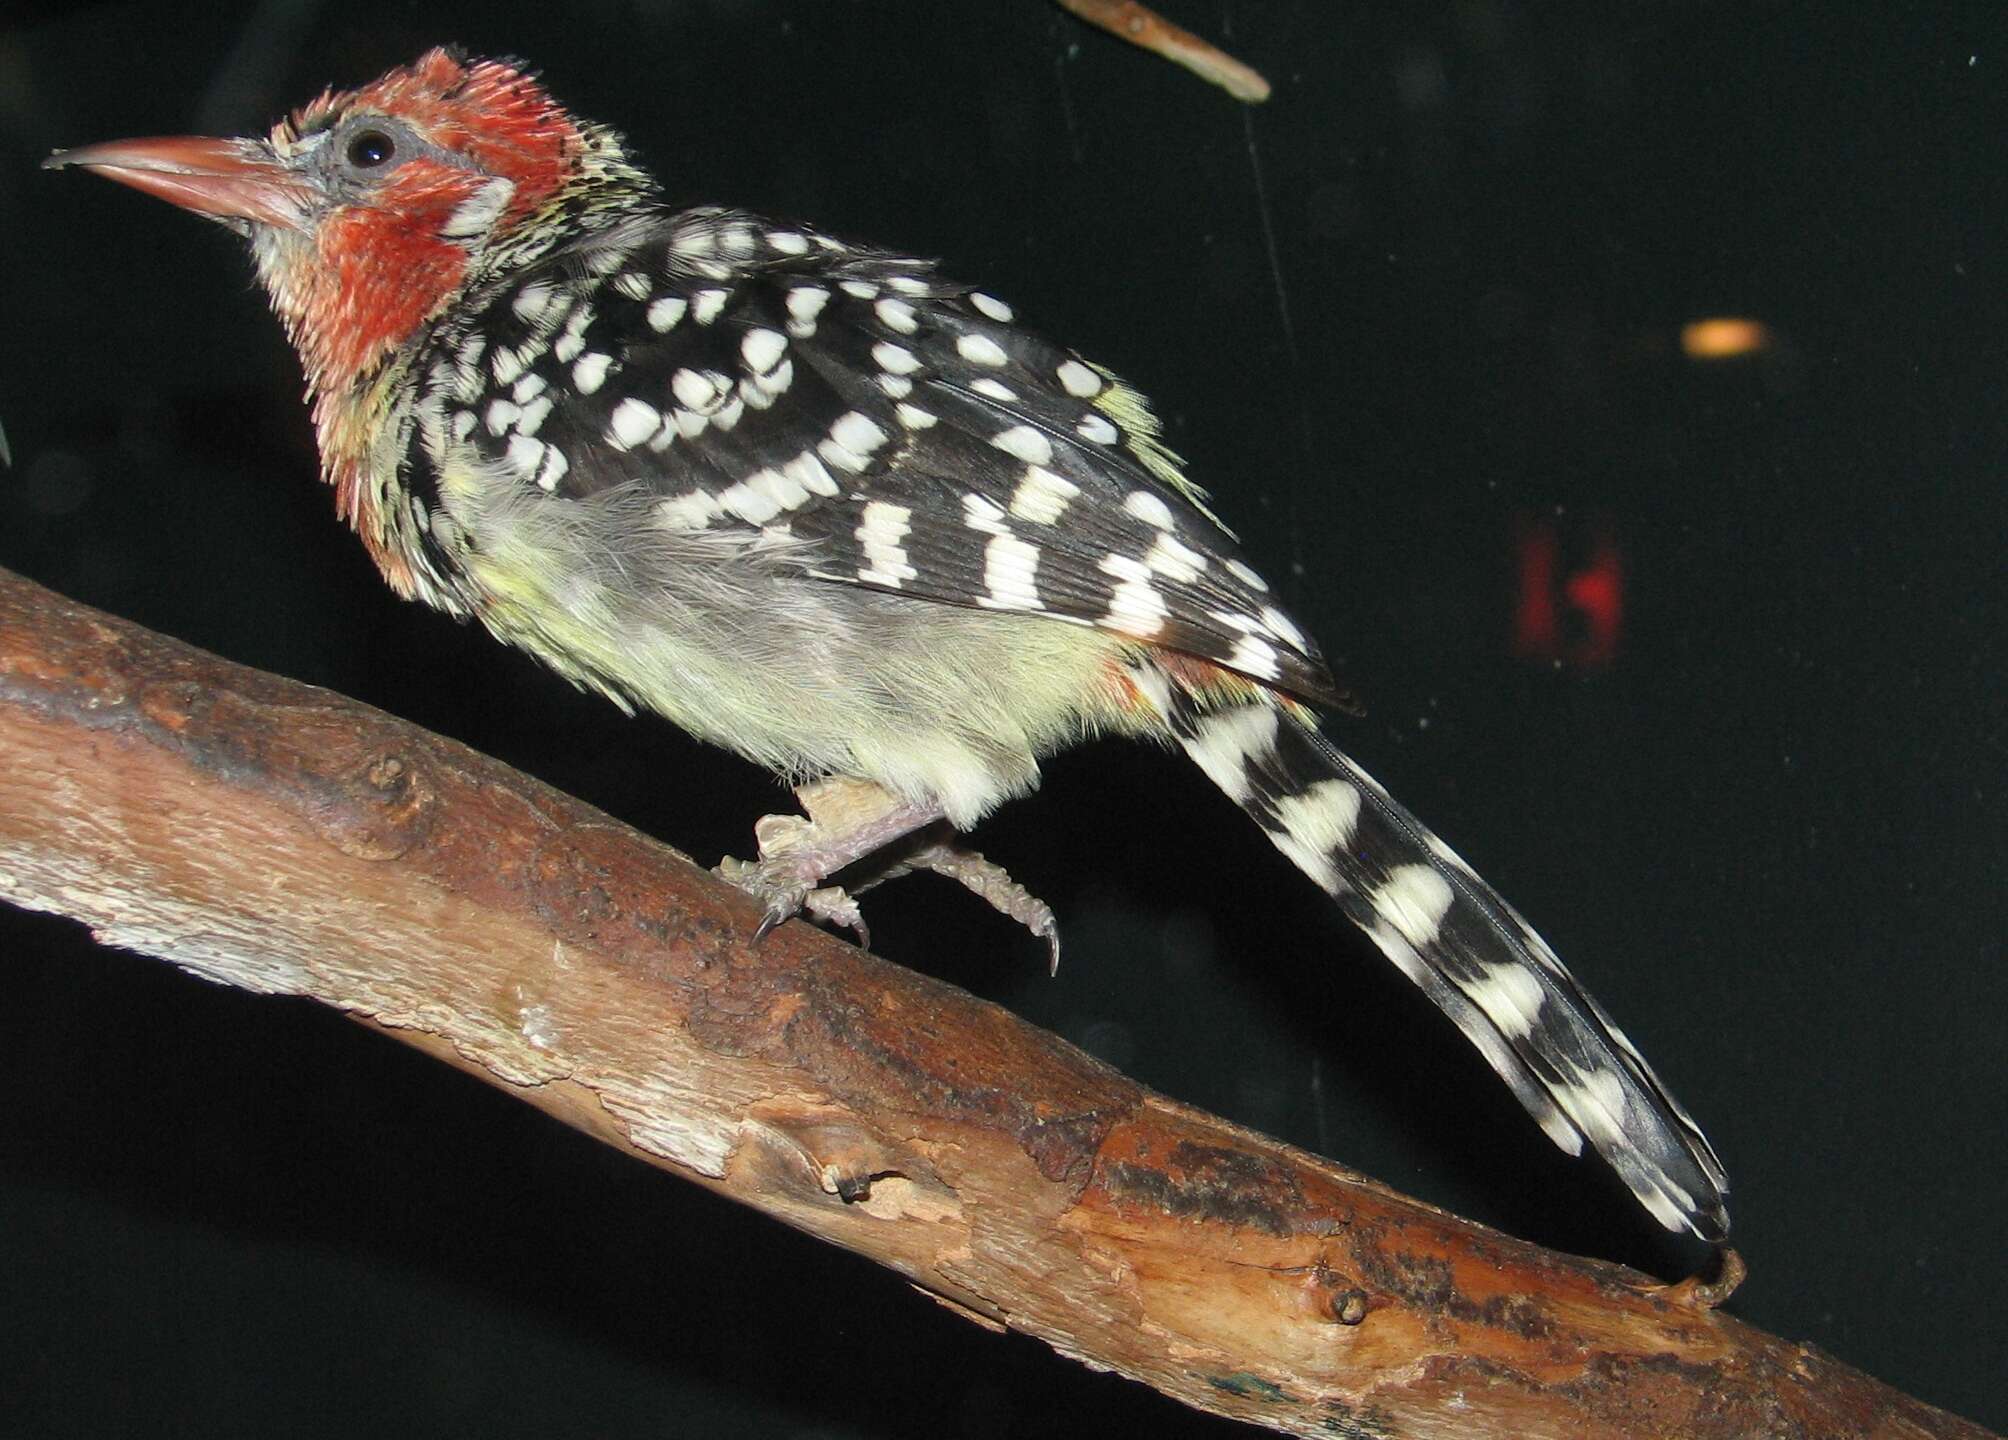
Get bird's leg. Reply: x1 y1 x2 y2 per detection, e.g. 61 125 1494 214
717 777 1058 966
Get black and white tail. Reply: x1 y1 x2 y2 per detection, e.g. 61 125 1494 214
1138 670 1729 1240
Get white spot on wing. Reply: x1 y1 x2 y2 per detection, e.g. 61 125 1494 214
1260 605 1309 652
553 308 594 363
1009 466 1079 524
970 292 1013 321
532 443 569 492
962 493 1010 535
857 500 917 586
1207 608 1262 633
1077 413 1119 445
742 358 794 408
875 298 918 334
505 433 545 477
647 295 687 332
692 289 729 324
1633 1179 1693 1234
872 341 920 375
1099 553 1167 637
490 346 528 386
1225 558 1271 592
511 282 554 323
741 327 787 374
783 449 840 497
716 467 803 525
1057 360 1103 396
572 352 613 394
979 533 1042 610
834 410 890 453
657 488 723 529
1123 489 1176 529
785 286 829 334
1145 532 1207 583
516 395 552 437
1227 633 1281 680
991 424 1052 466
820 411 890 473
670 227 715 263
608 398 660 449
957 333 1009 367
1565 1067 1635 1153
672 368 721 412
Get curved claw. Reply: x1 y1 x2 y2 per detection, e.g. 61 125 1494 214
751 903 793 944
802 886 871 950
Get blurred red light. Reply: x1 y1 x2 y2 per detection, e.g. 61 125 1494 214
1513 518 1624 667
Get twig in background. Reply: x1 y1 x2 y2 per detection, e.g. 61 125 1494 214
1056 0 1273 102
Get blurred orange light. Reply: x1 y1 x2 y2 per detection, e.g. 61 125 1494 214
1681 317 1771 359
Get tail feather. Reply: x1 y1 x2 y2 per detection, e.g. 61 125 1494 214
1147 669 1729 1240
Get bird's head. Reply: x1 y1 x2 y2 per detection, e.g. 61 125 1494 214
47 48 649 398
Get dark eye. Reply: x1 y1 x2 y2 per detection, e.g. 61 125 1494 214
345 128 397 169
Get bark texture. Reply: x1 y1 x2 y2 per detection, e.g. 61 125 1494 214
0 566 1993 1440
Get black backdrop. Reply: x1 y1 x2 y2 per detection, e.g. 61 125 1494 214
3 3 2003 1435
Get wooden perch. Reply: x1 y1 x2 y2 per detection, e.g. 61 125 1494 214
0 563 1993 1440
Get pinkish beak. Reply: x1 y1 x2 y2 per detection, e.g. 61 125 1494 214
44 134 316 231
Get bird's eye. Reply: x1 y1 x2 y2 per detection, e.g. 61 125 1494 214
345 128 397 169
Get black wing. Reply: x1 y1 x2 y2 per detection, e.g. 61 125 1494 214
436 207 1352 710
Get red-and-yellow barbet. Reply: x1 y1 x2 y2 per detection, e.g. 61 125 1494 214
49 48 1727 1240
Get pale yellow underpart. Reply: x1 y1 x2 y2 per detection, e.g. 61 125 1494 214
431 452 1156 827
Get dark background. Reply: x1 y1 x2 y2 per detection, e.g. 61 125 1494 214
3 2 2003 1435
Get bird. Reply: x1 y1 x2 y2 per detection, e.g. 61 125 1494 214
47 47 1727 1240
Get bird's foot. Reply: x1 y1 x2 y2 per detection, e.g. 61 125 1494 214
715 777 1059 965
715 778 943 948
714 850 873 948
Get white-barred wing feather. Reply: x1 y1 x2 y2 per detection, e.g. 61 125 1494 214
415 206 1350 709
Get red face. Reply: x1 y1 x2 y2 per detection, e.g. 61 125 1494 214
47 49 583 390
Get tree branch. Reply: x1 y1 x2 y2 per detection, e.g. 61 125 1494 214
0 565 1991 1440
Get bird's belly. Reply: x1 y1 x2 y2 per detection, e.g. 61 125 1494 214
445 488 1143 826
